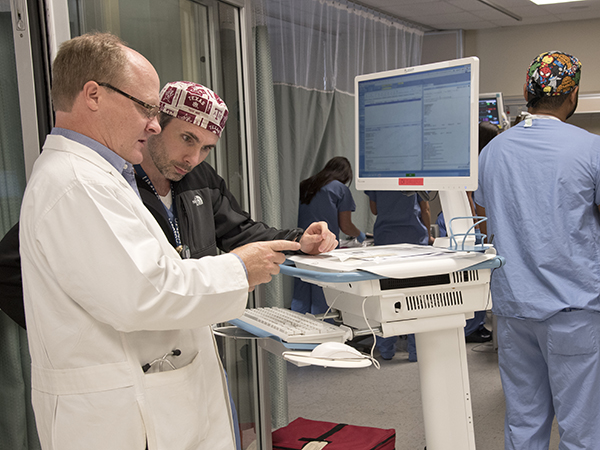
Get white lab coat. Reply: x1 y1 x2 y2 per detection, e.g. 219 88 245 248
20 135 249 450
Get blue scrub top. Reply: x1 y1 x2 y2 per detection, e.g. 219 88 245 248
298 180 355 239
365 191 428 245
474 117 600 320
436 211 447 237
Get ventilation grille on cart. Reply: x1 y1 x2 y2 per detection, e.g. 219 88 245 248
452 270 479 284
406 290 464 311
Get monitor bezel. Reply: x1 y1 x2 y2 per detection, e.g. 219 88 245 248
354 56 480 192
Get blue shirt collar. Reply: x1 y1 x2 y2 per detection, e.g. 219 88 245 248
51 128 127 172
51 127 140 198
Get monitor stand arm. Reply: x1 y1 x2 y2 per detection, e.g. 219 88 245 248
437 190 476 249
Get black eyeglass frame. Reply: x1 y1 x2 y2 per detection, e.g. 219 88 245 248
97 82 160 118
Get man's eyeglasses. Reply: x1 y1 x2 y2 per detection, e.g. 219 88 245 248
97 82 160 119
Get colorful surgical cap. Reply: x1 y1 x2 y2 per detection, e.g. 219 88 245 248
159 81 229 137
526 51 581 98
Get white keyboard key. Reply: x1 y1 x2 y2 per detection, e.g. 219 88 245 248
235 307 345 344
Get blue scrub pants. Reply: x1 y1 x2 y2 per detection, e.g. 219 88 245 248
376 334 416 361
497 311 600 450
464 310 487 336
291 279 329 314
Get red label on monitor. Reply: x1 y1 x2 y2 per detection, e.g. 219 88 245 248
398 178 424 186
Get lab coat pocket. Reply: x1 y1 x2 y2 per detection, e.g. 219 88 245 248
144 352 208 450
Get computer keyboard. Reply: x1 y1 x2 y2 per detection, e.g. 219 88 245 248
232 307 346 344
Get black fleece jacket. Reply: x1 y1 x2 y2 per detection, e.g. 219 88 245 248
136 161 303 259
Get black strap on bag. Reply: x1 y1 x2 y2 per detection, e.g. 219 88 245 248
370 433 395 450
298 423 347 446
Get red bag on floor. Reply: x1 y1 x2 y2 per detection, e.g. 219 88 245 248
272 417 395 449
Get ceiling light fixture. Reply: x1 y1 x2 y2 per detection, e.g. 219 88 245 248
477 0 523 21
530 0 585 4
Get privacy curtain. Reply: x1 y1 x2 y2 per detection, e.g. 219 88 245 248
255 0 424 237
252 0 424 430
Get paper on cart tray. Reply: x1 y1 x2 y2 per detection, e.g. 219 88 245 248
288 243 496 279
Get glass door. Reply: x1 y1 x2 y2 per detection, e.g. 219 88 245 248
1 0 51 448
2 0 33 230
0 4 25 231
68 0 249 207
67 1 265 448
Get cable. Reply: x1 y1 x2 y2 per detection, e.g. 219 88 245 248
318 292 380 368
485 267 498 311
320 291 342 322
471 266 498 354
361 296 381 370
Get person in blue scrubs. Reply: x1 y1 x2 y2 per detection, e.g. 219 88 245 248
474 51 600 449
365 191 432 361
292 157 365 314
437 121 500 343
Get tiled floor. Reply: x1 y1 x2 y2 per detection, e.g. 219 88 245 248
286 336 560 449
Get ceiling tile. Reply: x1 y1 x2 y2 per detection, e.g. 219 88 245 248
358 0 600 30
490 15 561 25
500 4 553 14
539 2 600 13
425 11 486 23
559 9 600 19
384 1 463 17
469 7 522 19
445 0 492 10
370 0 438 5
465 21 504 29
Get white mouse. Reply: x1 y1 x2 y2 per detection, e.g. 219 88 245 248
310 341 364 359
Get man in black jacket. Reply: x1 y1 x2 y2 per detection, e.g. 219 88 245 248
137 81 334 261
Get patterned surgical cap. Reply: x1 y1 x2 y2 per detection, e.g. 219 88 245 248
526 51 581 98
159 81 228 137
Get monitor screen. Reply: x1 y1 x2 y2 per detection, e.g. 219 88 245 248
479 92 504 128
355 57 479 191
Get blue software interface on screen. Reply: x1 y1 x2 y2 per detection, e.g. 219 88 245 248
479 97 500 125
358 64 472 179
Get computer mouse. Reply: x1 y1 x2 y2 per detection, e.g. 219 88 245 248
310 341 364 359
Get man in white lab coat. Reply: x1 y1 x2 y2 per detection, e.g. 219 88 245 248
19 32 319 450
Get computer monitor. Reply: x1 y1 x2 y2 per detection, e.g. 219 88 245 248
355 57 481 248
355 57 479 193
479 92 505 128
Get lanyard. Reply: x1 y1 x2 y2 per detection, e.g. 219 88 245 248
523 113 561 127
136 166 189 258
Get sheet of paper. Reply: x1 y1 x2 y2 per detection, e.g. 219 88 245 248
289 243 494 278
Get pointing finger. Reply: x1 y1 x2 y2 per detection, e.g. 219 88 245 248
267 240 301 253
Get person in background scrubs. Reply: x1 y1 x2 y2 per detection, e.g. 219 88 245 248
474 51 600 449
363 190 432 362
292 156 365 314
